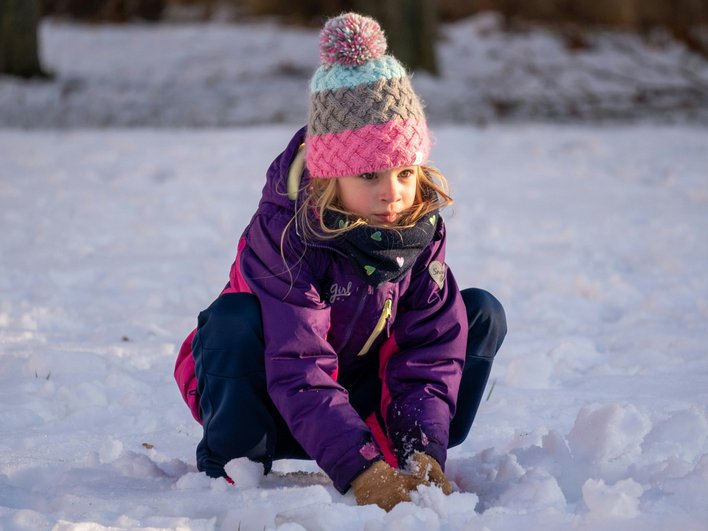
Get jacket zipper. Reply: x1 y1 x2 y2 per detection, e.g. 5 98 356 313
357 298 393 357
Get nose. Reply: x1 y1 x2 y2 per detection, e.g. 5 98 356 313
379 171 401 204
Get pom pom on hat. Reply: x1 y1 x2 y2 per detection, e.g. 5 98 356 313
319 12 387 68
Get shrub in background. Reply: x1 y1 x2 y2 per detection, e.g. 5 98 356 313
41 0 166 21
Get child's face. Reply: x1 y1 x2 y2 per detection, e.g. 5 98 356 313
336 166 418 226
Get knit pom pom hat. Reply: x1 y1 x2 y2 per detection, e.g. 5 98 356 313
306 13 430 178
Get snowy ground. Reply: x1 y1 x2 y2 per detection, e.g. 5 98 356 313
1 124 707 530
1 11 708 531
1 14 708 127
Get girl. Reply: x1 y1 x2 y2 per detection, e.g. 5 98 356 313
174 13 506 511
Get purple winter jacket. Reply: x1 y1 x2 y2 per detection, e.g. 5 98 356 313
175 127 468 493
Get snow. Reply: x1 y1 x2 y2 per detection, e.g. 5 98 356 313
1 14 708 531
1 124 706 530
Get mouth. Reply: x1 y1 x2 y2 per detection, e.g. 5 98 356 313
371 212 398 224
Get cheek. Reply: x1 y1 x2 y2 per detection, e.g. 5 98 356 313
403 182 418 208
339 185 369 215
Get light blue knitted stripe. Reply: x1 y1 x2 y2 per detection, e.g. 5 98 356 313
310 56 407 92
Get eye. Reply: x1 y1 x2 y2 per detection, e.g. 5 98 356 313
359 172 378 181
398 168 415 179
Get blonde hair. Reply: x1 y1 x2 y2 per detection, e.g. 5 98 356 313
295 165 453 242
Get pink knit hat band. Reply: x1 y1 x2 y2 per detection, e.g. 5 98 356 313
306 118 430 179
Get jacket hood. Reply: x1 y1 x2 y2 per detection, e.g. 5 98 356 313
257 126 310 213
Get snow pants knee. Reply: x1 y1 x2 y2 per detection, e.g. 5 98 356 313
449 288 507 447
192 293 307 479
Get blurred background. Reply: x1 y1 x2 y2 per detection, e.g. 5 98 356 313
2 0 708 126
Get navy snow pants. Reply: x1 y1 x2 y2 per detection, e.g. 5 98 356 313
192 288 506 479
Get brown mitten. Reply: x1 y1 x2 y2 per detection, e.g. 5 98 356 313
351 460 428 511
407 452 453 495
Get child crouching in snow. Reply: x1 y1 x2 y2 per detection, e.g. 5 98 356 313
174 13 506 511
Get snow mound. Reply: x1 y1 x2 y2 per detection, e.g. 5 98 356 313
582 478 643 518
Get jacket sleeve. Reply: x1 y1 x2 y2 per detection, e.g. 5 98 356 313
380 222 467 469
239 210 383 493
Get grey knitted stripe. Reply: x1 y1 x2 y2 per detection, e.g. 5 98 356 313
308 76 424 136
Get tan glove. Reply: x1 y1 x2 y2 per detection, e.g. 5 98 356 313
407 452 453 495
351 460 429 511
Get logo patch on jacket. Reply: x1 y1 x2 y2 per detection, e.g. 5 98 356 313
428 261 446 290
329 281 353 303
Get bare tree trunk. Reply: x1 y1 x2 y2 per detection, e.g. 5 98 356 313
0 0 47 77
355 0 439 74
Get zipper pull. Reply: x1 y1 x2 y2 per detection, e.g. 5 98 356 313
383 298 393 337
383 298 392 320
357 298 393 357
